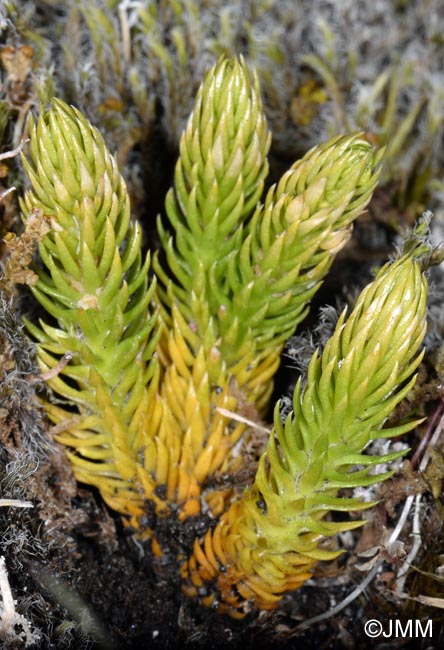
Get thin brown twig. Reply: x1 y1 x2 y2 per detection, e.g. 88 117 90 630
0 140 29 203
0 139 29 161
395 407 444 592
28 353 73 383
0 187 15 202
0 499 33 508
215 406 271 434
411 399 444 469
118 0 132 64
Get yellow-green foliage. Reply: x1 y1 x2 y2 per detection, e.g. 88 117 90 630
20 57 428 615
20 100 161 520
186 254 427 615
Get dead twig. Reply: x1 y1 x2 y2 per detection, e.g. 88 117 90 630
395 404 444 593
28 353 73 383
0 139 29 161
215 406 271 435
293 408 444 632
0 499 33 508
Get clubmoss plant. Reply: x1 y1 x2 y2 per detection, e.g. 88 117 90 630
185 253 427 615
18 56 428 616
20 99 161 523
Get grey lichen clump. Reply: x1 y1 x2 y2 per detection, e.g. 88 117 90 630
1 0 444 221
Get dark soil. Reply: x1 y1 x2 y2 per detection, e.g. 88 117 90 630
2 197 444 649
1 356 444 650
